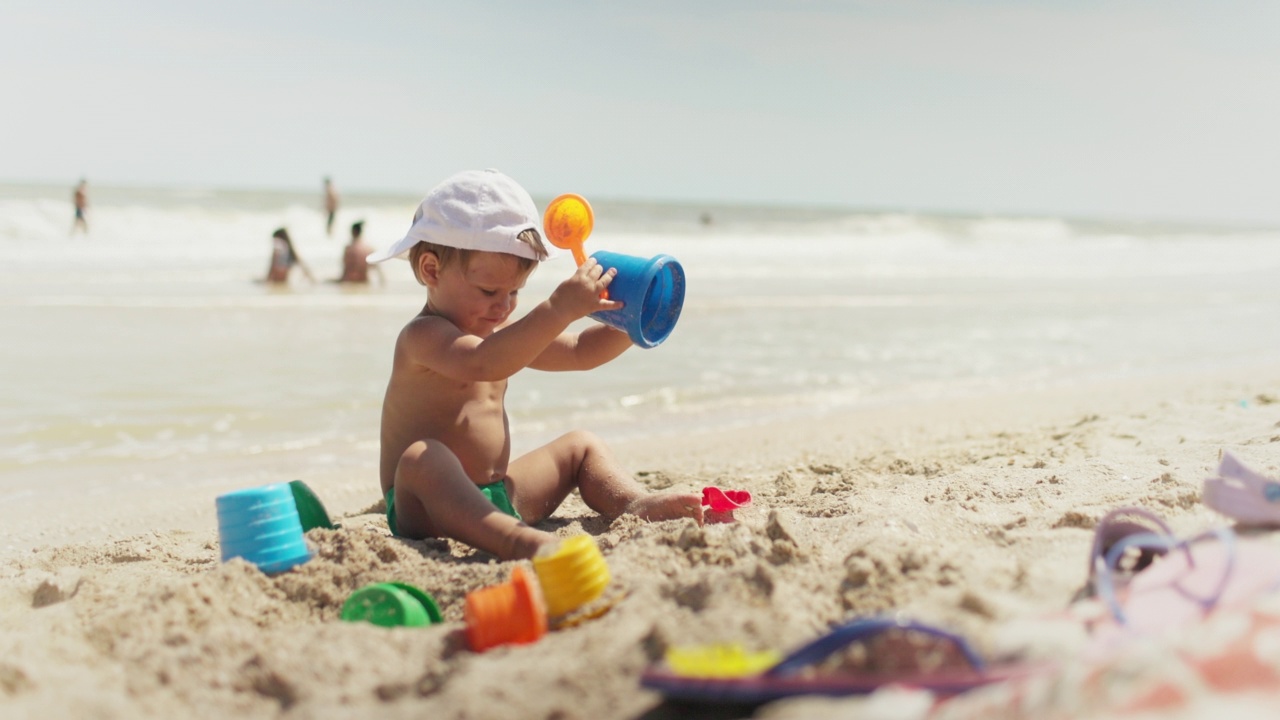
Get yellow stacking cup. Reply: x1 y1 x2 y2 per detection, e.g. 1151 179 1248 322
532 535 612 618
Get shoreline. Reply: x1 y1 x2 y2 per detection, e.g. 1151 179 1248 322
6 361 1277 564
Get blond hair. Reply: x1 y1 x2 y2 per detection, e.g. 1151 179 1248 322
408 229 546 285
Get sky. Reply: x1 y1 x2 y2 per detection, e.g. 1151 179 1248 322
3 0 1280 224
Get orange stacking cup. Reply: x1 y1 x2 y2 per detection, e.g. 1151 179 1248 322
464 566 547 652
532 535 611 618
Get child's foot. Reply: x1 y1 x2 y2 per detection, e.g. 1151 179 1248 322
623 492 704 525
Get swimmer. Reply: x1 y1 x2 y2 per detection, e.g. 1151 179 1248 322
334 221 384 284
263 227 315 284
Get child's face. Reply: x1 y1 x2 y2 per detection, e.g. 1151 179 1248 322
427 252 534 337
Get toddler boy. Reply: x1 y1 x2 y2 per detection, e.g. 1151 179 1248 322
368 170 703 560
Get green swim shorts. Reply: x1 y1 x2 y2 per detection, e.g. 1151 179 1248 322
385 479 522 537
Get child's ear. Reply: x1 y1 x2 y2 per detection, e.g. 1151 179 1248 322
417 251 442 287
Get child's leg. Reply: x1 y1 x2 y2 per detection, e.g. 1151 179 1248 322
507 430 704 525
393 440 556 560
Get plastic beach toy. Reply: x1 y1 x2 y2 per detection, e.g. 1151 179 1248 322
341 582 442 628
532 535 611 618
665 644 783 679
543 193 595 267
465 565 547 652
215 483 312 575
588 250 685 348
702 487 752 512
543 193 686 348
288 479 336 531
642 617 1038 704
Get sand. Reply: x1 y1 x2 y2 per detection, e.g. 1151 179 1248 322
4 365 1280 719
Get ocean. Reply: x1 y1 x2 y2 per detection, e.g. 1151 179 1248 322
4 181 1280 528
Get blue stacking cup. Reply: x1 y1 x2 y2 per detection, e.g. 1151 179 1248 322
216 483 312 575
589 251 686 349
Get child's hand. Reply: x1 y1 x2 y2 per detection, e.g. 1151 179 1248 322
548 258 624 319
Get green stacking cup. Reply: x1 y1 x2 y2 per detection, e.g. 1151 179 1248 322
289 480 336 531
341 583 443 628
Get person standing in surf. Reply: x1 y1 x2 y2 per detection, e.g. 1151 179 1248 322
71 179 89 236
323 177 340 237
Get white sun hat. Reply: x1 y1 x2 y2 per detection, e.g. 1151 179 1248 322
367 169 558 264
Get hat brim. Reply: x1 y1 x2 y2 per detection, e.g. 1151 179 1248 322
367 227 561 264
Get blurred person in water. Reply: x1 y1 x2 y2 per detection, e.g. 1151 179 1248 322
263 227 315 285
71 179 88 236
334 220 384 284
323 176 339 237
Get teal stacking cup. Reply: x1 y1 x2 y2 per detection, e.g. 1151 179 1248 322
589 251 686 349
216 483 312 574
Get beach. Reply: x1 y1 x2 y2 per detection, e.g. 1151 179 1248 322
10 0 1280 714
13 0 1280 713
5 185 1280 718
4 363 1280 719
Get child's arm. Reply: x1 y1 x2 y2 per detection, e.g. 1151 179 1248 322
406 260 620 381
529 324 632 371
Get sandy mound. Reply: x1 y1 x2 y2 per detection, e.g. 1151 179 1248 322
4 374 1280 719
